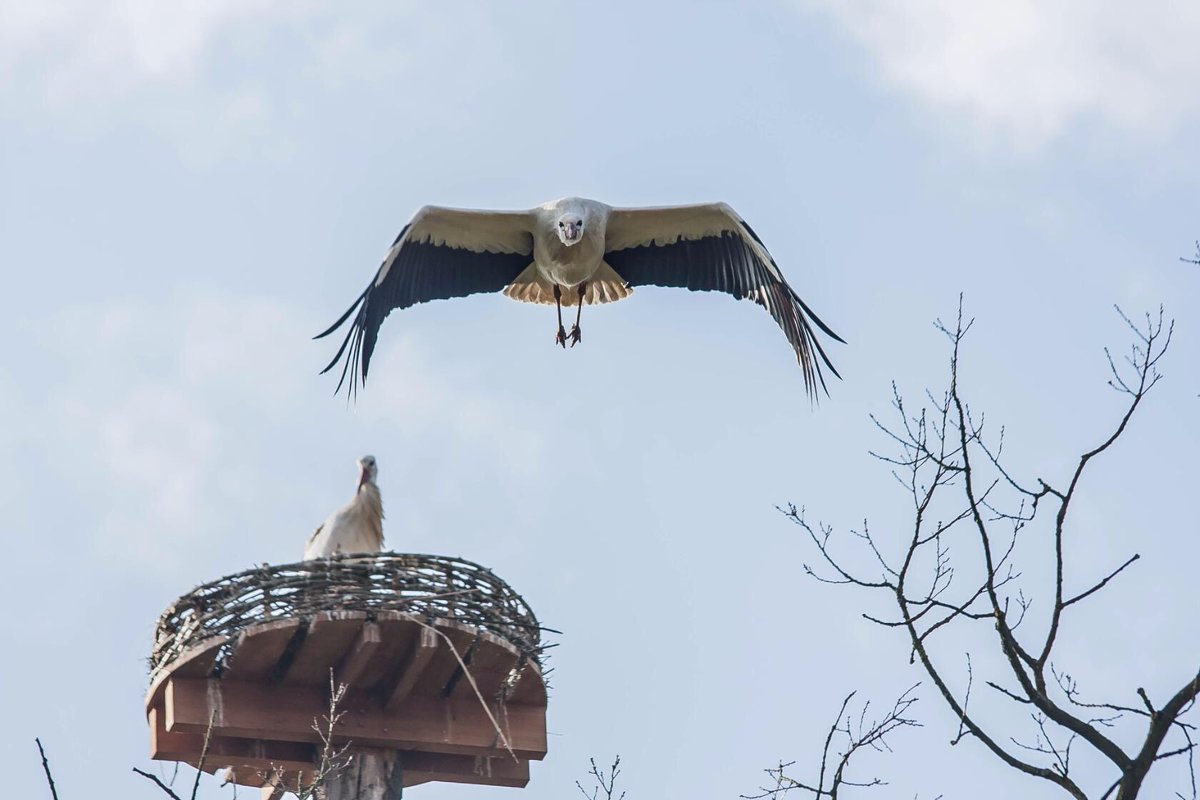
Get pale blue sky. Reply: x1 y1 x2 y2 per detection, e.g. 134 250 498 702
2 2 1198 798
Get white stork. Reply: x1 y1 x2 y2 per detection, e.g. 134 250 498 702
303 455 385 560
317 198 843 397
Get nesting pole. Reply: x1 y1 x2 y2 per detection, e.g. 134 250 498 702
145 554 549 797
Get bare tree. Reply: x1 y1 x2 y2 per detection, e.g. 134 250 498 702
743 687 924 799
577 756 626 800
787 301 1195 799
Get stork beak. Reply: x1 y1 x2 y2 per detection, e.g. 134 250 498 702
357 466 369 491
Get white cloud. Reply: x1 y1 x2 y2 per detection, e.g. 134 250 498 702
801 0 1200 150
38 294 308 571
0 0 300 102
0 0 311 163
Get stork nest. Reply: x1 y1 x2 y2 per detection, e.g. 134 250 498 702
149 553 544 678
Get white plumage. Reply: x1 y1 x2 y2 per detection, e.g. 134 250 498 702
318 197 843 397
303 455 385 560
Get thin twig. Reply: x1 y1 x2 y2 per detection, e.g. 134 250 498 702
35 739 61 800
190 710 216 800
133 768 185 800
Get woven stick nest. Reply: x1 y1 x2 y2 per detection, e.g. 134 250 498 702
149 553 544 679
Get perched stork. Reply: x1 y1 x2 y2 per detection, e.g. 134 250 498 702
317 197 843 397
303 455 384 560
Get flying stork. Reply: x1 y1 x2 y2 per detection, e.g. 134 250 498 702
303 455 385 560
317 198 843 397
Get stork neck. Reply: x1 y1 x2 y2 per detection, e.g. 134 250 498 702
356 482 382 507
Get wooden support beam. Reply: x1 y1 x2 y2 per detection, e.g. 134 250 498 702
384 625 437 710
164 677 547 760
149 706 314 771
454 637 520 700
221 619 303 682
282 611 368 686
400 751 529 788
334 622 381 689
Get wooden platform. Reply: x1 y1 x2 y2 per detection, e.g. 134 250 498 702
145 610 547 790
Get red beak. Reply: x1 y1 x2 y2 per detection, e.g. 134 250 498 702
357 466 369 491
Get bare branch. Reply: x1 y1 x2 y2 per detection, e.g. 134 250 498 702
576 756 625 800
1062 555 1140 609
36 739 61 800
1181 241 1200 266
745 687 921 799
133 768 185 800
295 673 353 799
191 711 215 800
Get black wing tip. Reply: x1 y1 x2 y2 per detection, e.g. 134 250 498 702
784 291 843 400
314 284 371 340
804 324 843 401
316 289 374 403
786 286 845 344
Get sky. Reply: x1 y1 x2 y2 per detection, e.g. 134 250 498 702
2 1 1198 798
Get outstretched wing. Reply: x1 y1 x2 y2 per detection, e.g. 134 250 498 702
603 202 843 397
317 206 536 396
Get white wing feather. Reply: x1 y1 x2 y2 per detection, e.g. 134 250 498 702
604 202 750 251
377 206 535 284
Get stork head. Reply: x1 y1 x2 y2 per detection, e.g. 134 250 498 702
556 212 585 246
357 454 378 490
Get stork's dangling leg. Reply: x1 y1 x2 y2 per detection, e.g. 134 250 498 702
568 282 586 347
553 284 568 348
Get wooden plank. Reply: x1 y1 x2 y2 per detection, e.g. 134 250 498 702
359 614 420 690
164 677 547 760
149 705 314 771
400 751 529 788
447 631 521 701
281 612 368 687
221 619 303 682
384 625 438 710
409 624 478 698
145 636 227 709
335 622 381 690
